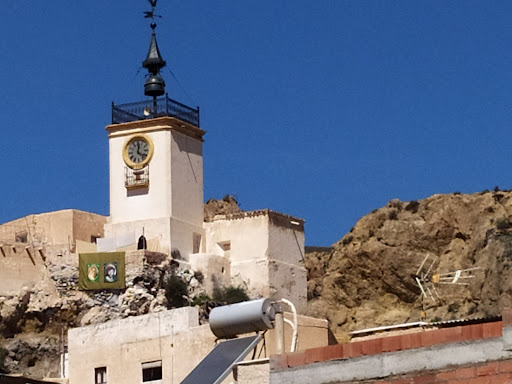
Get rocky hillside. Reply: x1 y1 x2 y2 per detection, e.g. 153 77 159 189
305 190 512 342
4 191 512 376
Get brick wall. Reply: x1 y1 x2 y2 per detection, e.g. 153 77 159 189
271 321 503 370
347 359 512 383
270 315 512 384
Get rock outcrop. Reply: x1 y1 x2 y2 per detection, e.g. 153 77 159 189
306 190 512 342
204 195 242 221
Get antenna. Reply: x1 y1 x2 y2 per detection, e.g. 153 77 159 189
413 254 480 302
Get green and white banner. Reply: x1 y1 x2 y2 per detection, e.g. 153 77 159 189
78 252 125 290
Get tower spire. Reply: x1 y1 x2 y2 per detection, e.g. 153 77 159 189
142 0 166 100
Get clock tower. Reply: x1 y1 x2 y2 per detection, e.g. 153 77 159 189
104 3 205 259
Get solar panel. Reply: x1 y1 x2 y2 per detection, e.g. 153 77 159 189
179 334 262 384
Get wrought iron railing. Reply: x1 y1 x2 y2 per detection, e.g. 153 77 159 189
112 94 200 127
125 166 150 189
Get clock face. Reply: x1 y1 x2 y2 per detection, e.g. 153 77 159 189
128 138 149 164
123 135 154 169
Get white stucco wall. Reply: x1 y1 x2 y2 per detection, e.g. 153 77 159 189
170 217 205 260
68 308 328 384
204 214 270 263
108 129 172 222
105 118 205 257
268 223 307 312
203 211 306 311
189 253 231 293
170 130 203 225
68 307 210 384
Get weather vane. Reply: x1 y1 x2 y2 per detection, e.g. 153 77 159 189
144 0 162 30
142 0 167 114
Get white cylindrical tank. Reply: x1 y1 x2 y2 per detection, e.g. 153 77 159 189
209 298 275 339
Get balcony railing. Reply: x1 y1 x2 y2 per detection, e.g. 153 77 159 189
125 166 149 189
112 94 200 127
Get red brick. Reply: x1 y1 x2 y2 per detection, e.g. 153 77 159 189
461 324 485 341
390 378 413 384
502 308 512 327
323 344 344 361
412 373 437 383
269 354 287 370
430 327 463 345
287 351 307 367
456 366 476 378
465 376 491 384
420 330 438 347
499 360 512 373
476 361 499 376
339 342 352 359
423 329 445 346
492 372 512 382
305 346 324 363
382 335 403 352
482 321 502 338
446 326 463 343
402 332 422 350
344 341 363 358
305 344 343 363
361 337 383 356
436 369 457 380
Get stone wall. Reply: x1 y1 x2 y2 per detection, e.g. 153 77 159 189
0 246 46 295
0 210 106 296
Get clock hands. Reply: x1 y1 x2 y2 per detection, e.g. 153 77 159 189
126 138 151 165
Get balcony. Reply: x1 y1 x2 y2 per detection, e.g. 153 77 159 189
125 166 149 190
112 94 200 127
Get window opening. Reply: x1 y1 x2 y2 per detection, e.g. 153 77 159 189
95 367 107 384
142 360 162 382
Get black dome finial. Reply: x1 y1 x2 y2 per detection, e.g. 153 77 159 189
142 0 165 98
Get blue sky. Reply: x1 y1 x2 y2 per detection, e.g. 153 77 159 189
1 1 511 246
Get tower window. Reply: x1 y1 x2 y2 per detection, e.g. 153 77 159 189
142 361 162 382
95 367 107 384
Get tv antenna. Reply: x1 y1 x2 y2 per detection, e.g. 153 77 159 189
413 254 480 301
